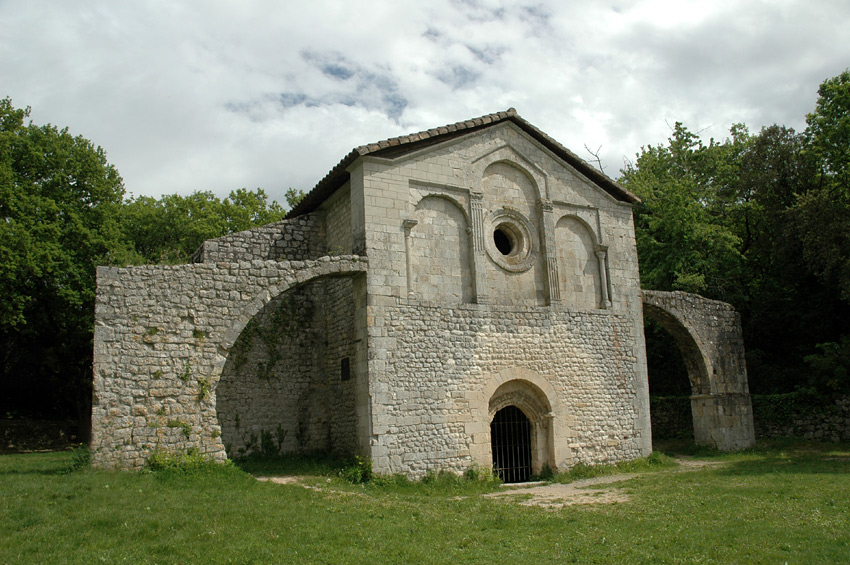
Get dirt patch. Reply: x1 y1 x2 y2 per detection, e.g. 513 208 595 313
253 456 727 509
485 474 633 508
256 476 303 486
484 456 728 509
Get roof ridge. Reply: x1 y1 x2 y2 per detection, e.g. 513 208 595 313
286 108 638 218
354 108 516 156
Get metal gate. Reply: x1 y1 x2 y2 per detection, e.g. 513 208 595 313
491 405 532 483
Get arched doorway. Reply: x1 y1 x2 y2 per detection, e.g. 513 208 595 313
490 405 533 483
485 377 555 480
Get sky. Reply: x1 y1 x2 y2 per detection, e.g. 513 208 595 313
2 0 849 205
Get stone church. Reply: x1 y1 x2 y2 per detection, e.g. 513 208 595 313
91 109 754 480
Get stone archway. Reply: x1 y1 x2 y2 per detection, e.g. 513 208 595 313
487 378 555 476
642 290 755 450
216 275 360 458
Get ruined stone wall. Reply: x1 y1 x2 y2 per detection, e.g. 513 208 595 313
91 256 367 469
642 290 748 395
642 290 755 450
215 276 359 457
374 303 645 477
192 214 326 263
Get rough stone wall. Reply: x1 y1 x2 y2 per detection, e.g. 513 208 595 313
322 185 353 255
753 395 850 441
216 276 358 457
192 214 325 263
375 303 645 477
91 256 367 469
652 394 850 442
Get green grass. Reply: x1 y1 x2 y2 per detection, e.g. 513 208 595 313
1 442 849 563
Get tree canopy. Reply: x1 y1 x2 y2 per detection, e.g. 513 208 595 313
2 71 849 432
0 98 290 432
621 71 850 395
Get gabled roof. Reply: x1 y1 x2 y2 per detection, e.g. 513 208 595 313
286 108 638 218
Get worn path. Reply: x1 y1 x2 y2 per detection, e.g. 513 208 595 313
255 456 725 509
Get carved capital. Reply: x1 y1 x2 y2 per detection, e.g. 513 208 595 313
537 198 554 213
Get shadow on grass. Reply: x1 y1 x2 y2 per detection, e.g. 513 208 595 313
232 451 355 477
654 438 850 478
0 451 76 476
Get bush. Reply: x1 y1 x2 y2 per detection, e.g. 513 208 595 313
67 445 91 472
145 449 222 476
338 455 372 484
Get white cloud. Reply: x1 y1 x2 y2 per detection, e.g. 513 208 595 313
2 0 848 202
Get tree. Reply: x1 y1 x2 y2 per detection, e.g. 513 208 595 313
0 98 131 433
619 122 744 298
120 188 286 264
620 112 850 395
797 70 850 302
1 98 290 438
285 187 306 210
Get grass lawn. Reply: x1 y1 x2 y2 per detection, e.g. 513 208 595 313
1 441 848 563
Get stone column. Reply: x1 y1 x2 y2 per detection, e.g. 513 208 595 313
594 247 611 309
537 199 560 304
469 192 489 304
402 219 418 298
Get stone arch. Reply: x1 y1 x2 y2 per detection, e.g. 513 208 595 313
470 142 549 201
642 290 755 451
482 160 539 214
407 194 473 303
218 260 367 354
555 215 605 309
471 367 560 475
641 301 713 396
215 270 365 458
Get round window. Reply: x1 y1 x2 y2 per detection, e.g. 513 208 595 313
493 225 518 256
484 209 538 272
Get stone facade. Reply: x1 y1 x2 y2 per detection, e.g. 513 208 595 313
91 109 754 475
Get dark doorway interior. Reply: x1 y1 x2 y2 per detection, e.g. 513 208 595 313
491 405 532 483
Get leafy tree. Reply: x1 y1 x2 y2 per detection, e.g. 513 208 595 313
797 70 850 302
1 98 290 436
620 122 744 298
121 188 286 264
0 98 131 432
622 99 850 395
285 187 306 209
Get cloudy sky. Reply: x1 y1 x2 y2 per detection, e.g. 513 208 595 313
2 0 848 204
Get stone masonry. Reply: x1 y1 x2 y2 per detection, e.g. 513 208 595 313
642 290 755 450
91 109 754 475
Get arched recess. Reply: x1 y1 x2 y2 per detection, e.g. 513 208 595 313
482 161 539 213
470 142 549 201
555 215 604 309
215 272 362 458
480 161 547 306
408 194 473 303
487 378 554 477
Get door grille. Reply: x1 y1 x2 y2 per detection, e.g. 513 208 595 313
491 405 532 483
